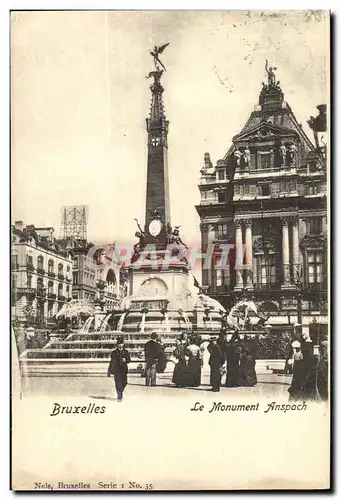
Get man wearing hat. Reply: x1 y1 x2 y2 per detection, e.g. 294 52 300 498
207 336 226 392
144 332 163 386
108 336 131 401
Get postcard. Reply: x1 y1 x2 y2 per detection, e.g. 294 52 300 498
11 10 330 491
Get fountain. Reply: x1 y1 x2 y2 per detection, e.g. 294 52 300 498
81 316 94 334
99 313 112 332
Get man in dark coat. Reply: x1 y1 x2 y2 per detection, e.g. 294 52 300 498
208 336 225 392
108 336 131 401
144 332 163 386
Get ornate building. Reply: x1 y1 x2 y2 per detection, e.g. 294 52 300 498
11 221 73 327
196 65 327 339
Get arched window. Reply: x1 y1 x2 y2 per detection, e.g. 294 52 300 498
48 281 54 294
58 263 64 279
48 259 54 275
37 255 44 271
106 268 116 284
58 283 63 297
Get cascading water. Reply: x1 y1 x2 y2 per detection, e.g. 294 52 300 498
141 312 146 333
81 316 94 333
117 312 126 332
182 311 192 331
99 314 112 332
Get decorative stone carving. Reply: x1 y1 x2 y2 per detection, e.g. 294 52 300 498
283 264 291 284
279 143 286 166
245 269 253 286
234 148 242 167
243 146 251 169
287 144 297 166
292 263 301 284
200 223 210 233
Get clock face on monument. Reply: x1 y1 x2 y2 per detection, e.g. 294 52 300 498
149 219 162 237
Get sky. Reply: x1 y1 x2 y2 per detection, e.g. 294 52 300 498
11 10 329 251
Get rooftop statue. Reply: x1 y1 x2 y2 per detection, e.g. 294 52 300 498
265 59 277 87
150 43 170 72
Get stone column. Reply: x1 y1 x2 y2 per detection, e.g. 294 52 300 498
244 219 254 289
234 219 244 290
281 217 291 287
292 216 300 284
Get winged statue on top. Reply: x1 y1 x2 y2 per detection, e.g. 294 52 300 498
150 43 170 71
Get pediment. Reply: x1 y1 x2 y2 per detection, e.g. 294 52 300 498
233 121 299 144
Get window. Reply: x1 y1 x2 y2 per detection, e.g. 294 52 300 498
281 180 297 192
48 259 54 273
307 182 320 195
66 285 70 298
37 255 44 270
256 255 276 284
217 169 225 181
261 184 270 196
308 162 317 173
307 252 324 283
214 268 231 288
202 190 207 199
215 269 223 287
244 184 250 195
73 256 79 268
48 281 54 294
217 192 226 203
151 136 160 146
307 218 322 235
217 224 228 237
27 275 32 288
259 153 271 170
26 255 33 267
73 272 78 285
58 283 63 297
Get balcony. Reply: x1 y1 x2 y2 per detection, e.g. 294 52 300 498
58 273 65 280
208 285 233 294
47 293 57 301
37 268 45 276
213 233 229 242
17 287 36 297
58 295 66 302
303 282 327 292
26 263 35 272
48 270 56 278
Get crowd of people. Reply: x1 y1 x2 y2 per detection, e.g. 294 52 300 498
107 330 260 400
107 329 328 402
287 330 328 402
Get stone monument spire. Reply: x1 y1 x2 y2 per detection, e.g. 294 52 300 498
144 44 171 236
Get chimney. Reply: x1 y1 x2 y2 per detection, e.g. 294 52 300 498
14 221 24 232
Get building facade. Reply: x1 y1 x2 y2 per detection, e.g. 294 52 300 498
196 69 327 340
12 222 73 327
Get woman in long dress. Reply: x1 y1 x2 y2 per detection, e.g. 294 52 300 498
239 334 257 387
172 333 189 387
186 338 202 387
225 332 242 387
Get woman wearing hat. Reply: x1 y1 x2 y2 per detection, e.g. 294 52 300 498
172 332 190 387
107 336 131 402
